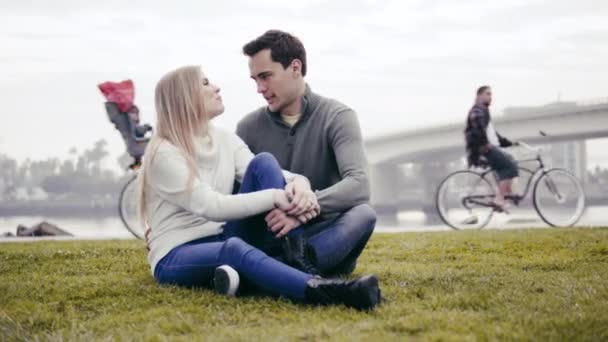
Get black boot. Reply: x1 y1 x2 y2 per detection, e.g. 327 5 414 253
304 275 381 311
282 235 319 275
324 260 357 278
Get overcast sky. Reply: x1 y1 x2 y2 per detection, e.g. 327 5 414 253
1 0 607 169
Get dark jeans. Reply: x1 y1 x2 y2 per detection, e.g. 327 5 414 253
295 204 376 276
153 153 313 300
225 153 377 276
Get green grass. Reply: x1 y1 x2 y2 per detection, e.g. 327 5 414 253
1 228 607 341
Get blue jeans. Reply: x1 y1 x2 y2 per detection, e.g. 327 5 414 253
300 204 376 275
153 153 313 300
227 152 376 276
223 153 287 256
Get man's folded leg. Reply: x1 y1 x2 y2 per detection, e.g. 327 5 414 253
285 204 376 276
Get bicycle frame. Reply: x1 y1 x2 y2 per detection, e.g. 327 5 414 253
463 143 550 209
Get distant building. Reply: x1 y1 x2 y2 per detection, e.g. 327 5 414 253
546 141 588 183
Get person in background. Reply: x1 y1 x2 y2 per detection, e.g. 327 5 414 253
464 85 519 211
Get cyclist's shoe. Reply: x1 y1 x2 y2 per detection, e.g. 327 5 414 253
492 201 510 214
213 265 239 296
461 215 479 225
128 157 143 170
506 194 523 206
128 163 141 170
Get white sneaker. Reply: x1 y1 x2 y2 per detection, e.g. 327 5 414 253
461 215 479 225
213 265 239 296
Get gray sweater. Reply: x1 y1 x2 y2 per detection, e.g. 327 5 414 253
237 85 370 215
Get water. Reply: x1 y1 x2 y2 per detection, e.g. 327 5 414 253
1 206 606 240
378 205 608 232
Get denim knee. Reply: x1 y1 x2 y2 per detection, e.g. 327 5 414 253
351 204 377 234
250 152 280 171
220 237 255 262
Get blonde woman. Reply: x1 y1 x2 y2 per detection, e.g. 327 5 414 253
138 66 381 310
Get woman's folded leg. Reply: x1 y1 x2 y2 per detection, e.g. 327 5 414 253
224 152 288 255
218 237 312 299
154 236 312 300
155 236 381 309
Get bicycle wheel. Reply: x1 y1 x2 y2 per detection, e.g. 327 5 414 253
533 168 585 227
436 170 496 230
118 175 144 239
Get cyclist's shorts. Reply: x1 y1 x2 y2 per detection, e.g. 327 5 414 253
484 148 519 181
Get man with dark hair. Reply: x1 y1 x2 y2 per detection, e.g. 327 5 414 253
465 85 519 210
235 30 375 276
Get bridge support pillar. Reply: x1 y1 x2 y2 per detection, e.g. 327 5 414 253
419 161 447 225
369 163 401 225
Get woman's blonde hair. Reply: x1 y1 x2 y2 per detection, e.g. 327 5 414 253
137 65 209 224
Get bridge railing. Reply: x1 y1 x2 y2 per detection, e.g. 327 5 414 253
577 97 608 106
500 97 608 118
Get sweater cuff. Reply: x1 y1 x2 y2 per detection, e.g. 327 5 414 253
245 189 277 214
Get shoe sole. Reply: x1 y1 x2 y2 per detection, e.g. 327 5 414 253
214 265 239 296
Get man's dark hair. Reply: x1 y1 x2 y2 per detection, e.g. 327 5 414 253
477 85 491 96
243 30 307 76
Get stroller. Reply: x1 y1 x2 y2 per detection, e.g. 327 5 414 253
98 80 153 169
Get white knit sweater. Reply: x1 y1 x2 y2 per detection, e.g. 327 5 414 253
144 125 295 274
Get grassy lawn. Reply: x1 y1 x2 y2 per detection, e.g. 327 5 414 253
1 228 607 341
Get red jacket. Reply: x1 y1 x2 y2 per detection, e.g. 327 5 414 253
98 79 135 113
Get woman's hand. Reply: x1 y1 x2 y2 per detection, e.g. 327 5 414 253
273 189 292 211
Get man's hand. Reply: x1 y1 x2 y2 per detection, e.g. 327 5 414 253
265 208 301 238
296 203 320 224
285 176 319 217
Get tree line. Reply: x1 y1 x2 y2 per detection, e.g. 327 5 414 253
0 139 132 203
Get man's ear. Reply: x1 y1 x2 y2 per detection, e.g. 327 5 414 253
291 59 302 78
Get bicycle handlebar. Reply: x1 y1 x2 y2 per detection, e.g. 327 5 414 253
516 141 538 152
515 130 549 154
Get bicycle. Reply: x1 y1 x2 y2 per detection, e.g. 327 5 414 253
99 81 151 239
118 168 144 239
435 140 585 230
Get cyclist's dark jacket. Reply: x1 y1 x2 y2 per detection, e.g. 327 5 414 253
464 103 513 167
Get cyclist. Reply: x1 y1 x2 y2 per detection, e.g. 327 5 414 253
98 80 153 169
464 85 518 211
